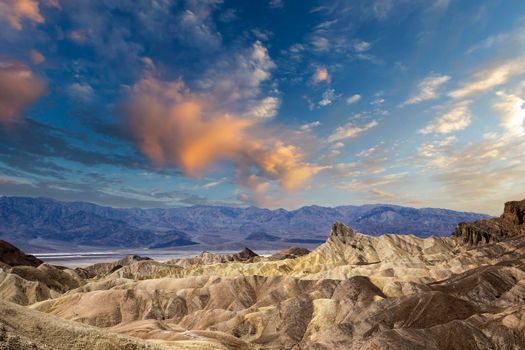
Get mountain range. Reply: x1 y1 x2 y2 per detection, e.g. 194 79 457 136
0 196 490 251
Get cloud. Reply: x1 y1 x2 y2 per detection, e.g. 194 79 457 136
346 94 361 105
416 132 525 212
419 101 471 134
122 73 321 204
269 0 284 9
310 36 330 52
29 49 45 64
0 0 46 30
313 66 330 83
319 89 339 106
0 59 46 122
493 91 525 137
449 57 525 99
176 2 223 51
244 96 280 119
372 0 394 19
300 121 321 131
202 41 276 105
354 40 371 52
327 120 379 142
403 74 451 105
67 82 94 102
203 177 228 189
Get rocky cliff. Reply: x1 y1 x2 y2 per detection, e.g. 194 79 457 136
453 199 525 245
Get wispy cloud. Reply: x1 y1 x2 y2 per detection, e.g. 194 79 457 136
449 57 525 99
403 74 451 105
419 101 471 134
493 91 525 136
319 89 340 106
327 120 379 142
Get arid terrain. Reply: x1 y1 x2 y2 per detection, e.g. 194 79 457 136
1 199 525 350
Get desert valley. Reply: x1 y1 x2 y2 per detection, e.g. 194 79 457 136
0 199 524 349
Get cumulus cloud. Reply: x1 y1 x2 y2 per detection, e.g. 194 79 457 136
346 94 361 105
403 74 450 105
327 120 379 142
449 57 525 99
313 66 330 83
202 41 276 106
419 101 471 134
0 59 46 122
492 91 525 137
122 74 321 204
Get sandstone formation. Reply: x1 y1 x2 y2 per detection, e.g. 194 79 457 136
2 199 525 349
453 199 525 245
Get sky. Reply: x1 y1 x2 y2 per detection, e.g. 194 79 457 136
0 0 525 215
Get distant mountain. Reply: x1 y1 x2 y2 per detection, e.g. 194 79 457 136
0 196 491 251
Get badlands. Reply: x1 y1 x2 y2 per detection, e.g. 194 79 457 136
1 200 525 349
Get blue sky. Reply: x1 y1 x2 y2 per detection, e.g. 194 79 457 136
0 0 525 214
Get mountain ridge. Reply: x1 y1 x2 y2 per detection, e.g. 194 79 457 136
0 196 491 251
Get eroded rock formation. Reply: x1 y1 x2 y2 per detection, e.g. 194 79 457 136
2 199 525 349
453 199 525 245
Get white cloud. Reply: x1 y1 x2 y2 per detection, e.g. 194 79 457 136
300 121 321 131
493 91 525 136
416 131 525 211
313 66 330 83
354 40 371 52
68 82 94 101
319 89 340 106
311 36 330 52
203 177 228 189
419 101 471 134
245 96 280 119
327 120 379 142
403 74 451 105
346 94 361 105
449 57 525 99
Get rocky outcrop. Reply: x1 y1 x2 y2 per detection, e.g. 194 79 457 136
81 255 152 278
0 240 43 267
453 200 525 245
327 221 357 244
269 246 310 260
168 248 259 268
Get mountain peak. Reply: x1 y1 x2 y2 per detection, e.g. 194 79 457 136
328 221 357 244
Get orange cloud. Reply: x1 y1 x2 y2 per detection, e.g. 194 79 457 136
0 0 57 30
0 59 46 122
123 75 320 202
29 49 45 64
